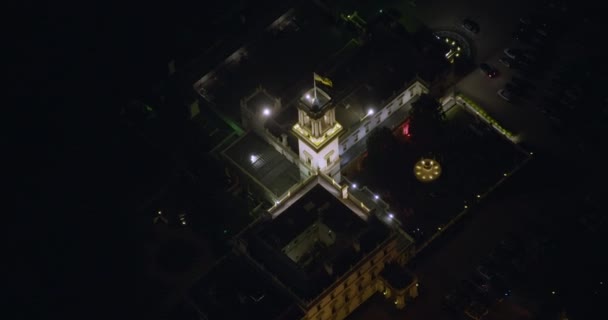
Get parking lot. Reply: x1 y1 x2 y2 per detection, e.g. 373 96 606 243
409 0 586 153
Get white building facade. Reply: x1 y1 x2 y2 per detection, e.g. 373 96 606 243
338 80 429 155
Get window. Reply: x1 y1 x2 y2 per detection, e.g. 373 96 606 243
307 158 312 165
324 150 335 168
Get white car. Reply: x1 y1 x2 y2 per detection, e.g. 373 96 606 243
503 48 522 59
498 88 513 102
178 213 188 226
498 56 514 68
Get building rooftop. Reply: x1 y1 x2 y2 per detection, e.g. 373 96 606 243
244 184 392 301
195 3 355 121
243 89 278 115
380 262 416 289
189 254 303 320
298 87 332 118
222 132 300 197
270 20 431 142
334 84 383 131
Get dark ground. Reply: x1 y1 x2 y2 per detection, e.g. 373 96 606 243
11 1 250 319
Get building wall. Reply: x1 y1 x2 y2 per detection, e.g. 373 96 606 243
377 275 419 310
298 138 340 175
338 80 429 155
302 236 414 320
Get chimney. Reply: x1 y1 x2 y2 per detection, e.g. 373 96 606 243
323 262 334 276
352 238 361 252
281 133 288 146
341 185 348 199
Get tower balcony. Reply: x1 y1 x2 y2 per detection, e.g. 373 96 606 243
292 122 343 151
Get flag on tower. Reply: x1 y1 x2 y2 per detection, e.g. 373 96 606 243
313 73 333 87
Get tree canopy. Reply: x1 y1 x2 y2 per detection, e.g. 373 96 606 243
408 94 446 148
365 126 401 184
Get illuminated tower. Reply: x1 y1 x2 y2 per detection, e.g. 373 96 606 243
292 87 343 180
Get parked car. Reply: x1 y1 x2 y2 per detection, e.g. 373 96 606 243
460 280 492 306
178 213 188 226
535 26 550 37
464 300 489 320
498 88 513 102
519 13 551 29
489 276 512 301
476 265 494 281
442 289 470 312
513 27 546 46
462 18 480 33
480 63 498 78
512 28 533 43
504 48 523 59
522 50 539 62
498 56 515 68
470 273 491 293
480 258 514 285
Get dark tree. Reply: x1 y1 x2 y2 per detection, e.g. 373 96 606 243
408 94 446 149
365 127 400 184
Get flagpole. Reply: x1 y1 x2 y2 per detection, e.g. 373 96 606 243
313 73 318 102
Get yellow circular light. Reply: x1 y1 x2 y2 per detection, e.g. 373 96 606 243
414 158 442 182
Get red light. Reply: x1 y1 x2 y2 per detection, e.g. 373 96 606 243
402 120 411 137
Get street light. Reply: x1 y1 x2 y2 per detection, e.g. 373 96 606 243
361 108 375 121
351 183 358 189
262 107 271 116
250 154 259 163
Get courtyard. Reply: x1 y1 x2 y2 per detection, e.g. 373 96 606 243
343 105 530 242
